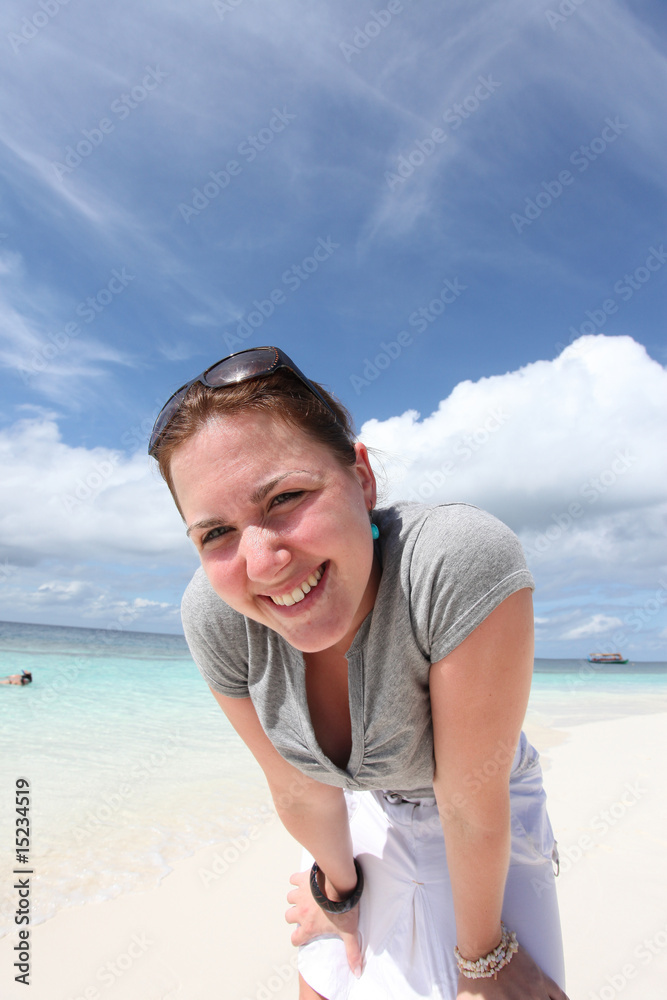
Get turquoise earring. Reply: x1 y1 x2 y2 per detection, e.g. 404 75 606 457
371 523 379 540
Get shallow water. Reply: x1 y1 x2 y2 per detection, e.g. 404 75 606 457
1 622 665 929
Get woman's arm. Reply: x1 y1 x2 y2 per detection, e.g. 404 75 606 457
430 588 567 997
209 690 363 971
210 689 357 894
429 587 533 958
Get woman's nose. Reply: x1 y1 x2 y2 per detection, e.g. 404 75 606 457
239 526 290 581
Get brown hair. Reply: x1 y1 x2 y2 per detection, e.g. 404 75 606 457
154 369 358 514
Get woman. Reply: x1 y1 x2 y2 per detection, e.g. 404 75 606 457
149 345 568 999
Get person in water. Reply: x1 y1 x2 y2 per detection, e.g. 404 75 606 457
0 670 32 685
149 346 568 1000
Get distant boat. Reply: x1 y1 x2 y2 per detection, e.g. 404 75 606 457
587 652 629 664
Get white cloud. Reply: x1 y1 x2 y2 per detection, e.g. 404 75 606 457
36 580 94 599
361 335 667 651
0 568 183 631
0 412 193 566
561 614 624 640
0 409 199 628
363 334 665 522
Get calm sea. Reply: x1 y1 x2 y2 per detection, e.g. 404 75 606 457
1 620 665 931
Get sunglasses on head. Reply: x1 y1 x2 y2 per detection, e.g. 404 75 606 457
148 346 337 457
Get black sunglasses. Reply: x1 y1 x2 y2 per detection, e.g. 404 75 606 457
148 346 337 457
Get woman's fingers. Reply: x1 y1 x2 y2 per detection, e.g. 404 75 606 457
341 929 363 979
285 870 309 923
289 922 307 946
538 959 569 1000
456 946 569 998
285 869 364 978
548 979 570 1000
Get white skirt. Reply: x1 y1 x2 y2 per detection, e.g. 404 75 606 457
298 733 565 999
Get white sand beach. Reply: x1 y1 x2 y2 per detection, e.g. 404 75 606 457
2 711 666 1000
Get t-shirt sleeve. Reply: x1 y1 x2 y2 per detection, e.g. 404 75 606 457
408 504 534 664
180 567 251 698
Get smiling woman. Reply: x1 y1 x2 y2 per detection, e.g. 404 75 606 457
170 412 379 658
149 346 569 1000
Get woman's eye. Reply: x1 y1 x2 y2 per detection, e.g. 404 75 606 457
201 525 230 545
272 490 304 507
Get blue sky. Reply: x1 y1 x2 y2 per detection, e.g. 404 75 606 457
0 0 665 658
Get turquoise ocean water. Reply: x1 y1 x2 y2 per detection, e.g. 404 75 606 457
1 620 666 932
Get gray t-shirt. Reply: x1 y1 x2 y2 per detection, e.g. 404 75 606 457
181 502 534 797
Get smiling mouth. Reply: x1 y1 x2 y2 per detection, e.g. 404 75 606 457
268 563 326 606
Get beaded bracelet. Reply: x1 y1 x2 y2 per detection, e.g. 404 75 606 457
454 923 519 979
309 858 364 914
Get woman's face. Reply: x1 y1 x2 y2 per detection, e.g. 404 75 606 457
170 410 380 655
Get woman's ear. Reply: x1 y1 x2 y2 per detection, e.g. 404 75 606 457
353 441 377 509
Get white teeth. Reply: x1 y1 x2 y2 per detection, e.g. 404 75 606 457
269 565 324 606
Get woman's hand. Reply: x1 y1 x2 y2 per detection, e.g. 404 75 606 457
285 869 363 978
457 946 569 999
